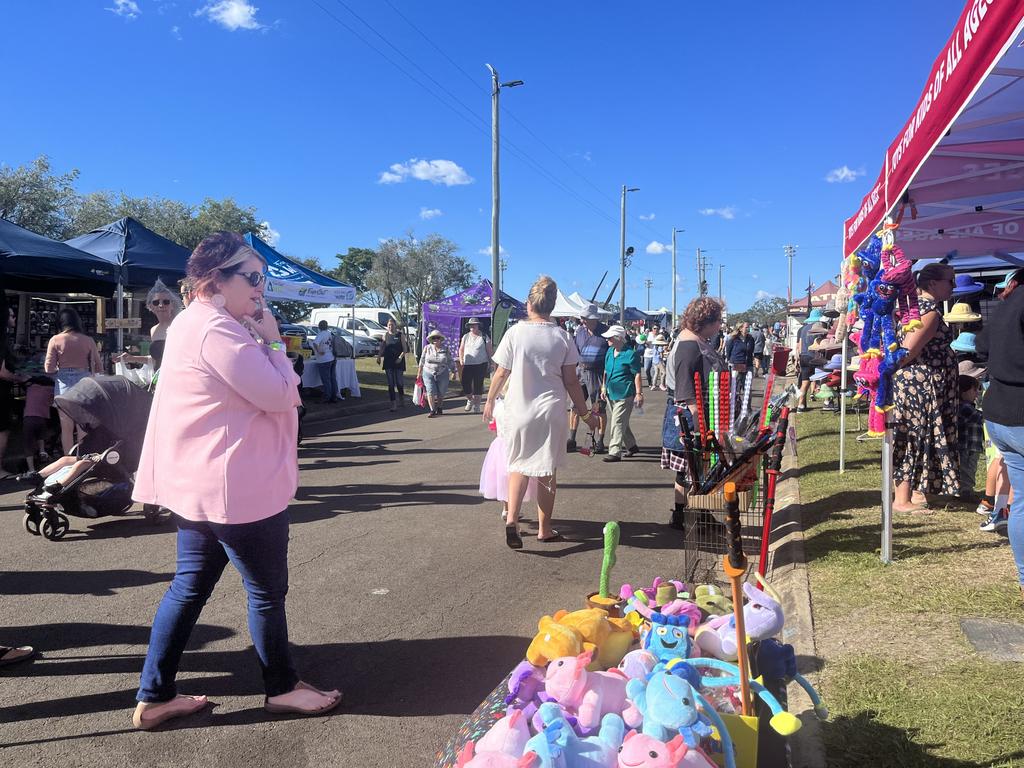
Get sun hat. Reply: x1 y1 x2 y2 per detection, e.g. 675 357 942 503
951 274 985 296
467 317 481 326
950 331 977 353
809 368 830 382
994 268 1024 290
601 324 627 339
943 302 982 323
958 359 986 379
847 355 861 372
804 308 825 324
824 353 844 371
822 308 841 319
427 329 446 340
580 303 601 320
652 335 669 346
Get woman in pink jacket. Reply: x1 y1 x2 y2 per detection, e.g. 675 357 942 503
131 232 340 730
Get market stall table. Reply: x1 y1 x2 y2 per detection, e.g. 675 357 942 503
300 357 360 397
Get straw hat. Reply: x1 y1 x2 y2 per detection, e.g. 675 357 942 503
467 317 481 326
950 331 977 353
427 329 446 340
943 302 981 323
958 359 986 379
847 355 861 372
652 335 669 346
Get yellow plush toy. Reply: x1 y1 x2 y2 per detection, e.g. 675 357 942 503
526 615 595 669
526 608 634 671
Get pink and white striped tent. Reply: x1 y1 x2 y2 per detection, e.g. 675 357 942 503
844 0 1024 265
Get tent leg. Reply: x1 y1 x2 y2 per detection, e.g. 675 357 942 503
880 425 894 564
839 335 847 474
116 280 125 354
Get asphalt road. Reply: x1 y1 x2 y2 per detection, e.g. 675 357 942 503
1 395 699 768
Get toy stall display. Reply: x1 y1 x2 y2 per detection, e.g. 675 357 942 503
434 522 826 768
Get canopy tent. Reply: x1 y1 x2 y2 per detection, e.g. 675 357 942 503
623 307 654 324
65 217 190 289
549 289 586 318
244 233 357 304
0 217 118 296
567 291 613 317
839 0 1024 563
421 279 525 358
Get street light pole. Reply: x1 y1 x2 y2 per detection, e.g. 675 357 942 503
671 227 684 327
486 64 523 295
620 184 639 325
719 264 724 303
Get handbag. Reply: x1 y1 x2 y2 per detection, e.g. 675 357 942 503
662 396 694 452
412 376 426 408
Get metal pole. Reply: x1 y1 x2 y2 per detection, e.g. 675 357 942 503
839 334 848 473
880 424 894 564
718 264 724 303
619 184 627 325
785 245 794 304
644 278 653 310
487 64 500 295
116 278 124 353
696 248 703 296
671 228 678 326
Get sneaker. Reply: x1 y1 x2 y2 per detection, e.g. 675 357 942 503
625 445 640 457
976 499 994 516
980 508 1009 533
465 400 473 412
594 442 607 455
602 454 622 463
566 438 577 453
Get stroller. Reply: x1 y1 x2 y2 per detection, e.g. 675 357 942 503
22 375 163 541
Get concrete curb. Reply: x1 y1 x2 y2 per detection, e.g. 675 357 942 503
769 417 827 768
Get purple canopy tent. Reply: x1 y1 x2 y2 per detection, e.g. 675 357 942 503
420 279 525 359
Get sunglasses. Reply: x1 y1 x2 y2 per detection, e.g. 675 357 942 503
232 270 266 288
151 299 173 307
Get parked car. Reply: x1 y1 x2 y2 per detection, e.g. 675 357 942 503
308 306 408 335
301 325 376 357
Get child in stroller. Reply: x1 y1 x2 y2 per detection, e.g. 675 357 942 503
19 374 163 541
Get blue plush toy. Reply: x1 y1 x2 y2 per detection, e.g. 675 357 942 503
755 639 829 721
536 702 624 768
522 719 566 768
625 671 736 768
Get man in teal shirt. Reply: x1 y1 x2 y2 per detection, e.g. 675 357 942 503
601 325 644 462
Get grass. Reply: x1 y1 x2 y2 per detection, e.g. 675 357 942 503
793 409 1024 767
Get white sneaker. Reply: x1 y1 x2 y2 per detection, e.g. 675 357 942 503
980 508 1008 533
465 400 473 412
976 500 994 516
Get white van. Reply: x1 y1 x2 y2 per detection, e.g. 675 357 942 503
308 307 409 338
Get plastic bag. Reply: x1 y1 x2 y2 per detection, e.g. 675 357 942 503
115 361 155 389
413 376 426 408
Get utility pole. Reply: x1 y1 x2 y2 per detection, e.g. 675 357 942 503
696 248 708 296
784 244 797 304
719 264 724 303
620 184 639 325
671 227 684 326
486 64 523 295
644 277 654 310
499 256 508 288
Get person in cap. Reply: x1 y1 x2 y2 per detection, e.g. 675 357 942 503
663 297 726 529
600 325 643 462
795 308 827 411
994 268 1024 301
568 303 609 453
419 329 453 417
485 276 597 548
977 264 1024 601
458 317 493 413
891 263 959 513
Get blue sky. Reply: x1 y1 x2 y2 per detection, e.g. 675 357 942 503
2 0 965 312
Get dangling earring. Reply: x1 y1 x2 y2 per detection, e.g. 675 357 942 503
211 293 226 309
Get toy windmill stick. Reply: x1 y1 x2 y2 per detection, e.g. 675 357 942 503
694 372 707 444
723 481 753 717
758 407 791 579
760 369 777 428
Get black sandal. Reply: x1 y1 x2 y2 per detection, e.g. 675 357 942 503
505 525 523 549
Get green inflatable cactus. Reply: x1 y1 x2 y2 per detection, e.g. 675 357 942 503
599 521 620 599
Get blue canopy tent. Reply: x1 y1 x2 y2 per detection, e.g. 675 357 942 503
67 217 191 349
0 217 118 296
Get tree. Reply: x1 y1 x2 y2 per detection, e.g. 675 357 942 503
729 295 789 328
0 155 80 239
369 233 475 315
332 247 375 294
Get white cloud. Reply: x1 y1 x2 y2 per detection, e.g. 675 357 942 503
646 241 670 255
196 0 263 31
698 206 738 220
419 207 443 220
170 25 182 40
825 165 865 183
260 221 280 247
639 213 656 221
755 290 778 300
477 245 508 256
751 274 759 280
378 158 473 186
106 0 141 19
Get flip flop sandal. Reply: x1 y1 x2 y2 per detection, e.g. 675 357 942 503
0 645 36 668
505 525 523 549
537 531 566 543
264 687 344 716
295 680 343 701
132 695 209 731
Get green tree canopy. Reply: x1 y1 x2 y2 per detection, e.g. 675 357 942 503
728 295 789 329
369 233 475 316
333 247 375 294
0 156 80 239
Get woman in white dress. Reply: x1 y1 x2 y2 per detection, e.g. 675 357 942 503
484 276 599 548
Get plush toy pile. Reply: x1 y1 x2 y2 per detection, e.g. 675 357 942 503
443 575 827 768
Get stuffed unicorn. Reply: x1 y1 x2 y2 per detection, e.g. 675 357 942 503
544 650 629 732
616 731 716 768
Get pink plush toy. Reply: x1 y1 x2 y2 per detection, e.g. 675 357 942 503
544 649 628 731
853 354 887 437
617 731 716 768
456 708 536 768
878 220 922 333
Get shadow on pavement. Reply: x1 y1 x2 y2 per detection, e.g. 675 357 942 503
0 569 174 596
0 622 234 655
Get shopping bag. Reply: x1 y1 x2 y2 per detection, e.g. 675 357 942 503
115 361 155 389
413 376 426 408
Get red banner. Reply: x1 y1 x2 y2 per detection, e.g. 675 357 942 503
843 0 1024 256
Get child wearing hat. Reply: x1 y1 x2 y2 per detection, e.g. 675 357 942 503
956 374 984 502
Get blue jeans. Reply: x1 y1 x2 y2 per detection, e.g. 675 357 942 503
137 511 298 702
385 365 405 402
422 369 448 397
984 421 1024 586
643 357 654 387
317 360 338 401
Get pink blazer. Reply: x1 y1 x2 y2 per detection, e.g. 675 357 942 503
132 300 300 525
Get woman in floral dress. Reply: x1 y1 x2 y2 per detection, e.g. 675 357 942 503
892 263 959 513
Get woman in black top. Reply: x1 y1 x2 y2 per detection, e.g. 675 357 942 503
377 318 409 412
977 268 1024 602
663 297 725 528
725 323 754 374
